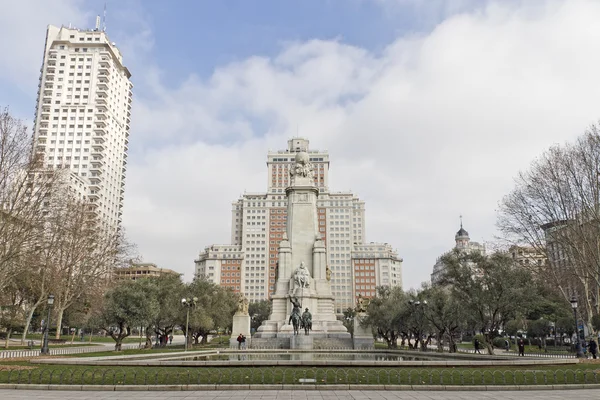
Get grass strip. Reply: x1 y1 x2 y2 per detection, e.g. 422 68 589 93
1 363 599 386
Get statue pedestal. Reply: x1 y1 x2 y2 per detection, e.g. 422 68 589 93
230 313 251 349
291 335 313 350
353 313 374 350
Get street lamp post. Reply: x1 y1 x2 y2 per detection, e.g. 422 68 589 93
570 296 585 358
40 294 54 355
408 299 428 350
181 297 198 351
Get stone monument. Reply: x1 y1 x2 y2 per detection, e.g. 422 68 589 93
254 150 350 345
353 295 374 349
230 293 251 348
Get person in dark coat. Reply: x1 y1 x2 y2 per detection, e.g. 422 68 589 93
474 338 481 354
518 338 525 356
589 339 598 359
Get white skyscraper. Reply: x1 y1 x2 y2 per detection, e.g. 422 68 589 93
196 139 403 313
32 24 133 231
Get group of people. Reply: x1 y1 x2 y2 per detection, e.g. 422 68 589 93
473 337 537 356
156 334 174 347
474 336 599 358
578 338 599 359
236 333 247 350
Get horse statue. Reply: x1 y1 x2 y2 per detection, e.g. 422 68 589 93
301 308 312 336
289 312 301 335
288 296 302 335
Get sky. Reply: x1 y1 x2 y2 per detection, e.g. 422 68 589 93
1 0 600 290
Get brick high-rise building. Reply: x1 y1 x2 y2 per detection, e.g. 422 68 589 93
195 138 403 313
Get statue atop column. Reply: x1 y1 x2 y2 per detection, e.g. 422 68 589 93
356 294 367 313
293 261 311 289
237 293 249 315
289 151 314 180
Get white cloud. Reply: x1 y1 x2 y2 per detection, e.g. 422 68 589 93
123 0 600 290
0 0 89 96
2 0 598 290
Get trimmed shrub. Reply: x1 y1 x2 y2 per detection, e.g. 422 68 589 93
493 337 510 349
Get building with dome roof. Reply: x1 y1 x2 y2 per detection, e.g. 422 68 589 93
430 218 486 285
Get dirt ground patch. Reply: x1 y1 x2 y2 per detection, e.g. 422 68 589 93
579 358 600 363
0 365 37 371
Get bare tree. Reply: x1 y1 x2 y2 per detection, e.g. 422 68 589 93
0 108 56 292
498 123 600 331
0 107 65 343
39 185 133 338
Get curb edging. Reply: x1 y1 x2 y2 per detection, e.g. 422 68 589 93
2 383 600 391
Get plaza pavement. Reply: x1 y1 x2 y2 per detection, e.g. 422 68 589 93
1 390 600 399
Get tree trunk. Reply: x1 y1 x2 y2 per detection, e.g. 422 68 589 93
115 340 122 351
484 334 495 355
144 325 153 349
21 304 39 345
448 334 457 353
54 308 64 339
4 328 12 349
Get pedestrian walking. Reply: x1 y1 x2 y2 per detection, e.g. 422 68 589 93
236 333 243 350
474 338 481 354
518 338 525 356
591 339 599 360
241 334 247 350
169 334 173 345
504 339 510 351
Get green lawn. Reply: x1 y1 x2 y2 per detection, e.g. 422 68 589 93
0 361 599 386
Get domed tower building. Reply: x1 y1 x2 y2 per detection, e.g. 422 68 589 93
430 217 486 285
455 219 470 250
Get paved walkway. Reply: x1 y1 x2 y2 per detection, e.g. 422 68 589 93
1 390 600 399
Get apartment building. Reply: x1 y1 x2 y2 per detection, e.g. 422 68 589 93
352 243 403 299
32 24 133 232
196 138 403 313
113 263 180 281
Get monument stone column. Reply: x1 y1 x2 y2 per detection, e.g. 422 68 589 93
254 150 350 343
230 294 251 348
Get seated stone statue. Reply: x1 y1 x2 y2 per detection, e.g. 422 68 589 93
237 294 249 314
356 294 367 313
293 261 311 289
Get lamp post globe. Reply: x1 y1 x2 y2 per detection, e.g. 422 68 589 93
181 297 198 351
41 294 55 355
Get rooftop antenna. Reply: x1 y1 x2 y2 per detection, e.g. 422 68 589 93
102 2 107 31
95 15 101 31
459 214 463 229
